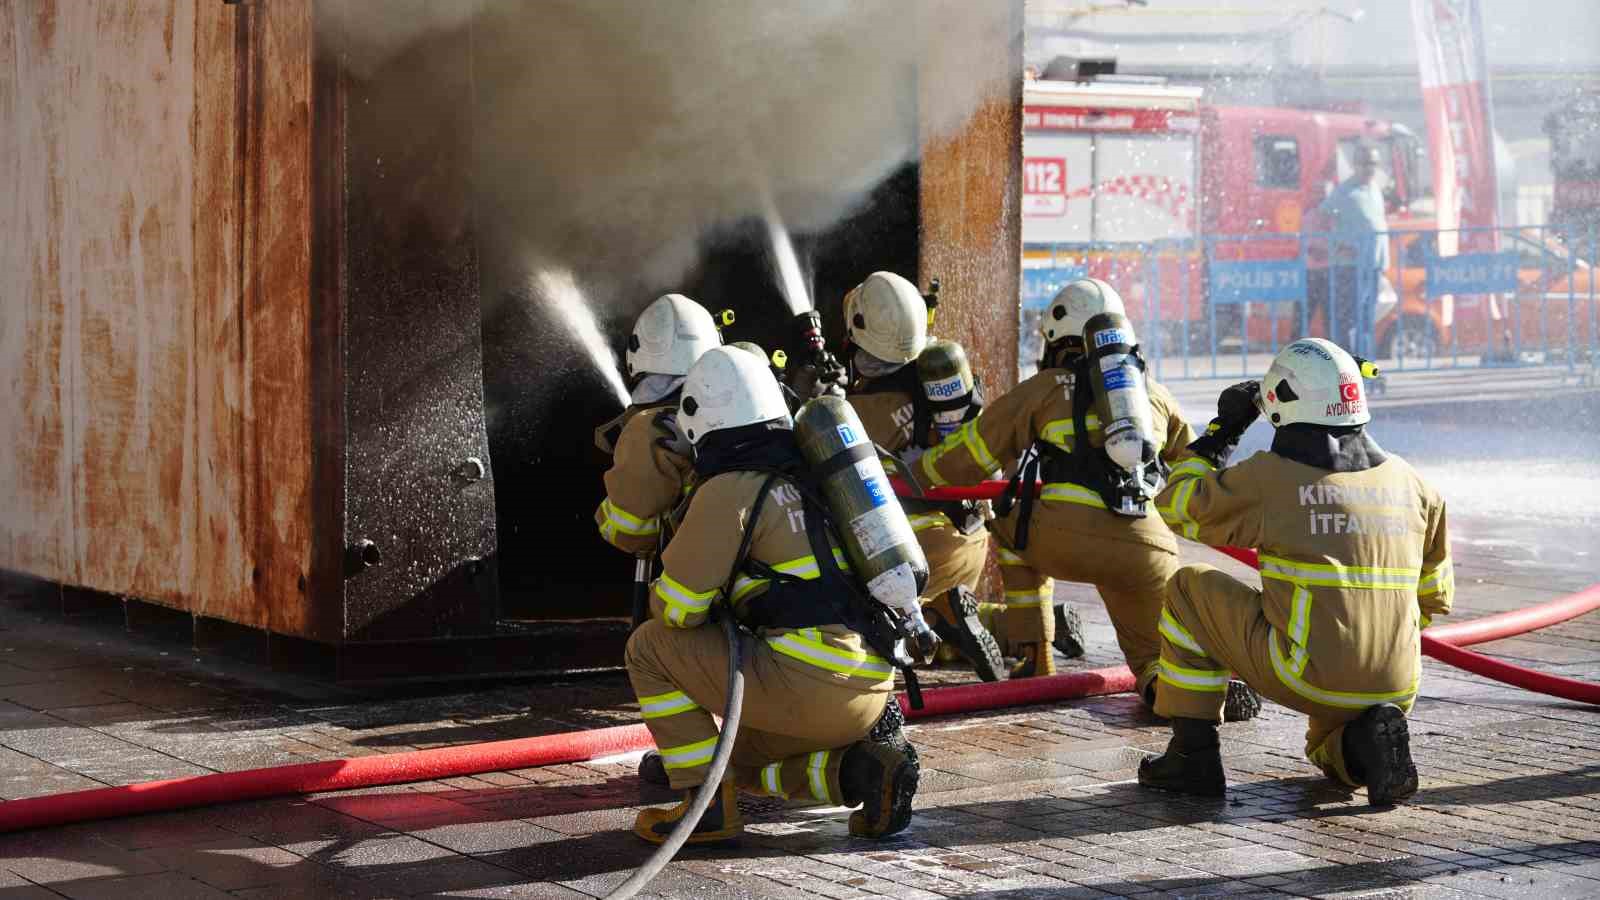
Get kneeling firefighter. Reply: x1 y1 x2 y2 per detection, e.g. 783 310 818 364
593 294 721 556
839 271 1007 682
914 280 1257 719
625 346 934 844
1140 339 1452 805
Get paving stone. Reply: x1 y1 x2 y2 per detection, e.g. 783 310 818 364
0 831 167 884
358 856 528 897
144 838 306 891
48 870 234 900
0 869 59 900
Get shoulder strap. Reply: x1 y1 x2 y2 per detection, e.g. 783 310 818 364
720 473 781 604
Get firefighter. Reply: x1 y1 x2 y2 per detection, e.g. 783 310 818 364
625 346 922 844
593 293 721 556
839 272 1007 682
914 280 1259 722
1140 339 1451 805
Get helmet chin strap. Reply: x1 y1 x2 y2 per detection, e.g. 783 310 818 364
1042 339 1084 371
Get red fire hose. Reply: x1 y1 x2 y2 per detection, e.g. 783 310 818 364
0 723 651 833
0 666 1139 834
0 476 1594 834
900 665 1136 720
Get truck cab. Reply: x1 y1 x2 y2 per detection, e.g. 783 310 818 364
1201 105 1430 245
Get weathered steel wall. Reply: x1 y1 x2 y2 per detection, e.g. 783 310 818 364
330 10 499 640
918 0 1022 603
918 2 1023 398
0 0 330 641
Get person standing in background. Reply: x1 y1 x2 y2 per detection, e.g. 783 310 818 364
1305 144 1389 359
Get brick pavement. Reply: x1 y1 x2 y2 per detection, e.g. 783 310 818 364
1 515 1597 900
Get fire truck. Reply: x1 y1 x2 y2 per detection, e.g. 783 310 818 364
1021 76 1431 372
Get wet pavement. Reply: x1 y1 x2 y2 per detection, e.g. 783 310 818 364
1 365 1597 899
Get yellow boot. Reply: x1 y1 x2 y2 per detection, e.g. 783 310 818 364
632 778 743 845
1009 642 1056 679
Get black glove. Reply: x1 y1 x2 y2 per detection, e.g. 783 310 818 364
1188 381 1260 467
651 410 690 458
1215 381 1261 435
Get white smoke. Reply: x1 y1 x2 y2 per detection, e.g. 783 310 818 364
319 0 1018 294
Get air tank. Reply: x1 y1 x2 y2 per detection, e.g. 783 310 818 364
916 338 978 442
1082 311 1160 516
793 396 929 616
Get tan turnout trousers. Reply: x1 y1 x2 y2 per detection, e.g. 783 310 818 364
1153 449 1453 785
625 470 892 796
915 365 1196 692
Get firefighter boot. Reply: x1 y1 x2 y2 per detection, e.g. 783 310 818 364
1051 603 1086 660
1009 642 1056 679
1342 703 1418 807
840 738 920 839
926 587 1007 683
1143 679 1262 723
1138 717 1226 797
632 778 743 845
638 750 669 787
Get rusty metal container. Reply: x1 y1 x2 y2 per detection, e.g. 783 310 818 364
0 0 1019 676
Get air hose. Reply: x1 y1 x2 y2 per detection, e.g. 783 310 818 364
604 612 745 900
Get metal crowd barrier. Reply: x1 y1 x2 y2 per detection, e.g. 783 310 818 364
1021 224 1598 382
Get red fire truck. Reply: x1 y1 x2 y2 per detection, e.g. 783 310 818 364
1021 76 1431 369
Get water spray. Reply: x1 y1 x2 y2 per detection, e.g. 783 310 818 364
760 191 815 315
532 267 631 408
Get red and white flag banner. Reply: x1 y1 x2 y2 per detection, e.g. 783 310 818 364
1411 0 1503 323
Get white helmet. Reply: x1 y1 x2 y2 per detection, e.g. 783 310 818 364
843 272 928 365
1043 278 1125 345
625 294 721 381
678 346 793 445
1259 338 1370 428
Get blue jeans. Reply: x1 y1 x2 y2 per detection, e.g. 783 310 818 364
1309 265 1377 358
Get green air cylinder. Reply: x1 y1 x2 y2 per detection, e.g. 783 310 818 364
794 396 929 615
1082 311 1159 515
916 338 977 442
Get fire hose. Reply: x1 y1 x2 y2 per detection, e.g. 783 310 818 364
0 485 1593 842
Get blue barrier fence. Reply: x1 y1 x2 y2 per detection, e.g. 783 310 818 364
1020 224 1599 381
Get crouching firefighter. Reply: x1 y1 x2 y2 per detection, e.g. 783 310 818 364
1141 339 1452 805
915 280 1258 718
839 271 1006 682
625 346 935 844
593 294 722 556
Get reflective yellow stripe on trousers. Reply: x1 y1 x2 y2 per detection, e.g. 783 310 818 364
1259 554 1422 709
767 627 893 682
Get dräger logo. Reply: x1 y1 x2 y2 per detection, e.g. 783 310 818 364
924 375 966 399
1093 328 1129 349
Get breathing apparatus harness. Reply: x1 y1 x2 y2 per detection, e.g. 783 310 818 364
609 423 918 900
852 363 986 536
996 345 1167 551
690 423 927 709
